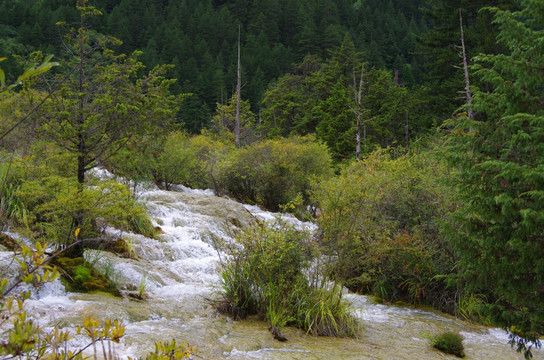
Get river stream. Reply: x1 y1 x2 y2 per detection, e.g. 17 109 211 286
1 185 541 359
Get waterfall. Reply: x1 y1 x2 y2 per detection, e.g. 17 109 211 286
1 186 539 359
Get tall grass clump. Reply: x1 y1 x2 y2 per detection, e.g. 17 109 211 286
217 221 358 338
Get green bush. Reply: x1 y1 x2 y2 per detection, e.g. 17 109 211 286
153 131 210 190
312 149 458 311
218 222 358 338
15 174 154 247
431 331 465 358
216 136 332 211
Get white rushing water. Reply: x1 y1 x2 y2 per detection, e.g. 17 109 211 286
1 185 541 359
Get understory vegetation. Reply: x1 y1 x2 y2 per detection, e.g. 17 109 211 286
312 149 459 313
217 222 359 338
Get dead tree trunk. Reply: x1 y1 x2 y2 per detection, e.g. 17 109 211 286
459 9 474 120
235 24 241 147
351 64 365 160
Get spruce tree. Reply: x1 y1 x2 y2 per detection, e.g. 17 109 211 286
446 1 543 357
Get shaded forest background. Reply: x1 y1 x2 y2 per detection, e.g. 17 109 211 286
0 0 515 138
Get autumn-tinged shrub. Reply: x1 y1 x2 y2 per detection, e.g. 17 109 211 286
313 149 458 311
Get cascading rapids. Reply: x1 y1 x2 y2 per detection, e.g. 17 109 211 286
1 184 540 359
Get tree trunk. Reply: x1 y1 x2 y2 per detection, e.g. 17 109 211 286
405 110 409 148
460 9 474 120
352 64 364 160
235 25 241 147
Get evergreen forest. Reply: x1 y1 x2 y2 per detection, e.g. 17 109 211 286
0 0 542 358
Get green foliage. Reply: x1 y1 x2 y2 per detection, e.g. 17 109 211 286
29 7 180 188
74 265 91 284
16 175 154 246
430 331 465 358
218 222 358 338
0 54 58 92
216 136 332 211
444 1 544 355
313 149 458 310
138 273 148 298
154 131 210 190
133 339 196 360
457 292 491 324
419 0 518 121
260 44 435 160
300 283 359 337
211 93 256 146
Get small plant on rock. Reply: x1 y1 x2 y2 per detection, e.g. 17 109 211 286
431 331 465 358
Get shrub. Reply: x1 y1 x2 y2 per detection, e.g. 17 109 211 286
431 331 465 358
217 222 358 338
16 175 154 247
216 136 332 211
153 131 209 190
312 149 458 311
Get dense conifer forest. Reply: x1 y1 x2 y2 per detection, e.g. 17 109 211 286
1 0 510 135
0 0 542 358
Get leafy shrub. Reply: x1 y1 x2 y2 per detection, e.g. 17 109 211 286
153 131 209 190
313 149 458 311
216 136 332 211
217 222 358 338
431 331 465 358
16 175 154 247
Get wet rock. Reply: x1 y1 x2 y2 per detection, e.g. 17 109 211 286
269 326 288 342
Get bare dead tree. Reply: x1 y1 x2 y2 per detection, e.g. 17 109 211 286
235 24 241 147
350 64 367 160
459 8 474 120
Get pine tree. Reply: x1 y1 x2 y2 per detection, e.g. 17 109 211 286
446 1 544 357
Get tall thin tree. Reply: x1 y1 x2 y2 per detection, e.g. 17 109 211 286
235 24 241 147
459 8 474 120
351 64 365 160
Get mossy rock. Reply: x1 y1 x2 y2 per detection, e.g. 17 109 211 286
99 239 138 259
53 256 120 296
432 331 465 358
0 233 21 251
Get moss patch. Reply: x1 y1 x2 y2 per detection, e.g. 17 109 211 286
53 256 120 296
0 233 21 251
100 239 138 259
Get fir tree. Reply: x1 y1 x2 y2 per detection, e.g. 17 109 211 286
446 1 543 357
